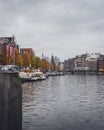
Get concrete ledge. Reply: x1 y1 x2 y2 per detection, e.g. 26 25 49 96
0 73 22 130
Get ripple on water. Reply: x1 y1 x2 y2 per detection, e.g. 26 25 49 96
22 75 104 130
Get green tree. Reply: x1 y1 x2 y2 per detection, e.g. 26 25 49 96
30 55 36 68
35 56 41 68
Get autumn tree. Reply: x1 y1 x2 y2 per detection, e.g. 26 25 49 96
56 65 60 71
15 49 23 66
50 64 55 71
22 52 30 68
41 59 50 72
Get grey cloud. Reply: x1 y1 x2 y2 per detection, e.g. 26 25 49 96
0 0 104 60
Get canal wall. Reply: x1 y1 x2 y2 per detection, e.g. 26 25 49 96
0 73 22 130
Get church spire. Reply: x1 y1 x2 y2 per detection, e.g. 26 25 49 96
51 53 55 65
42 51 44 59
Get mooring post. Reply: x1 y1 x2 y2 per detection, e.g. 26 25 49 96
0 73 22 130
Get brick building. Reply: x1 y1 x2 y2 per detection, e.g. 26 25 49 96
0 36 18 65
20 48 35 56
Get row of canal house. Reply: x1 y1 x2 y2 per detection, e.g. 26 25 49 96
64 53 104 74
0 36 61 71
0 36 35 66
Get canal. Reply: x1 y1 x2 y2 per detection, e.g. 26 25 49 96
22 75 104 130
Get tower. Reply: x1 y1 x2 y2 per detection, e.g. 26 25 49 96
51 53 55 65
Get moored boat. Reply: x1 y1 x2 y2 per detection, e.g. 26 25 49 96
34 71 46 80
19 70 33 82
19 69 46 82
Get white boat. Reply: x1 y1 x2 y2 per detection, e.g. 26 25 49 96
19 69 46 82
19 70 33 82
34 71 46 80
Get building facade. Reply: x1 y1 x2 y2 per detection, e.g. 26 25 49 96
0 36 18 65
64 53 103 73
20 48 35 56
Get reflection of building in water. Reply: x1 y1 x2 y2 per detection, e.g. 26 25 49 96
0 73 22 130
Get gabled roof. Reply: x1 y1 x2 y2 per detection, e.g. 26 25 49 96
21 48 32 51
20 48 35 55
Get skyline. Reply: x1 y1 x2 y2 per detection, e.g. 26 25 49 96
1 0 104 61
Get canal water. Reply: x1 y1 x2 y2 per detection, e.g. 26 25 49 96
22 75 104 130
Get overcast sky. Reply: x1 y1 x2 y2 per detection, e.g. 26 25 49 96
1 0 104 61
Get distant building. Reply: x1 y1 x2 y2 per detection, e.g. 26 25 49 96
97 55 104 72
44 57 50 63
72 54 89 71
51 55 60 66
50 54 60 71
51 54 55 66
64 58 74 72
54 56 60 66
74 54 87 68
20 48 35 56
64 59 70 72
64 53 103 72
59 62 64 71
86 53 100 71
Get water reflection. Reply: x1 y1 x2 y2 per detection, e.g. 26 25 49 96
22 75 104 130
